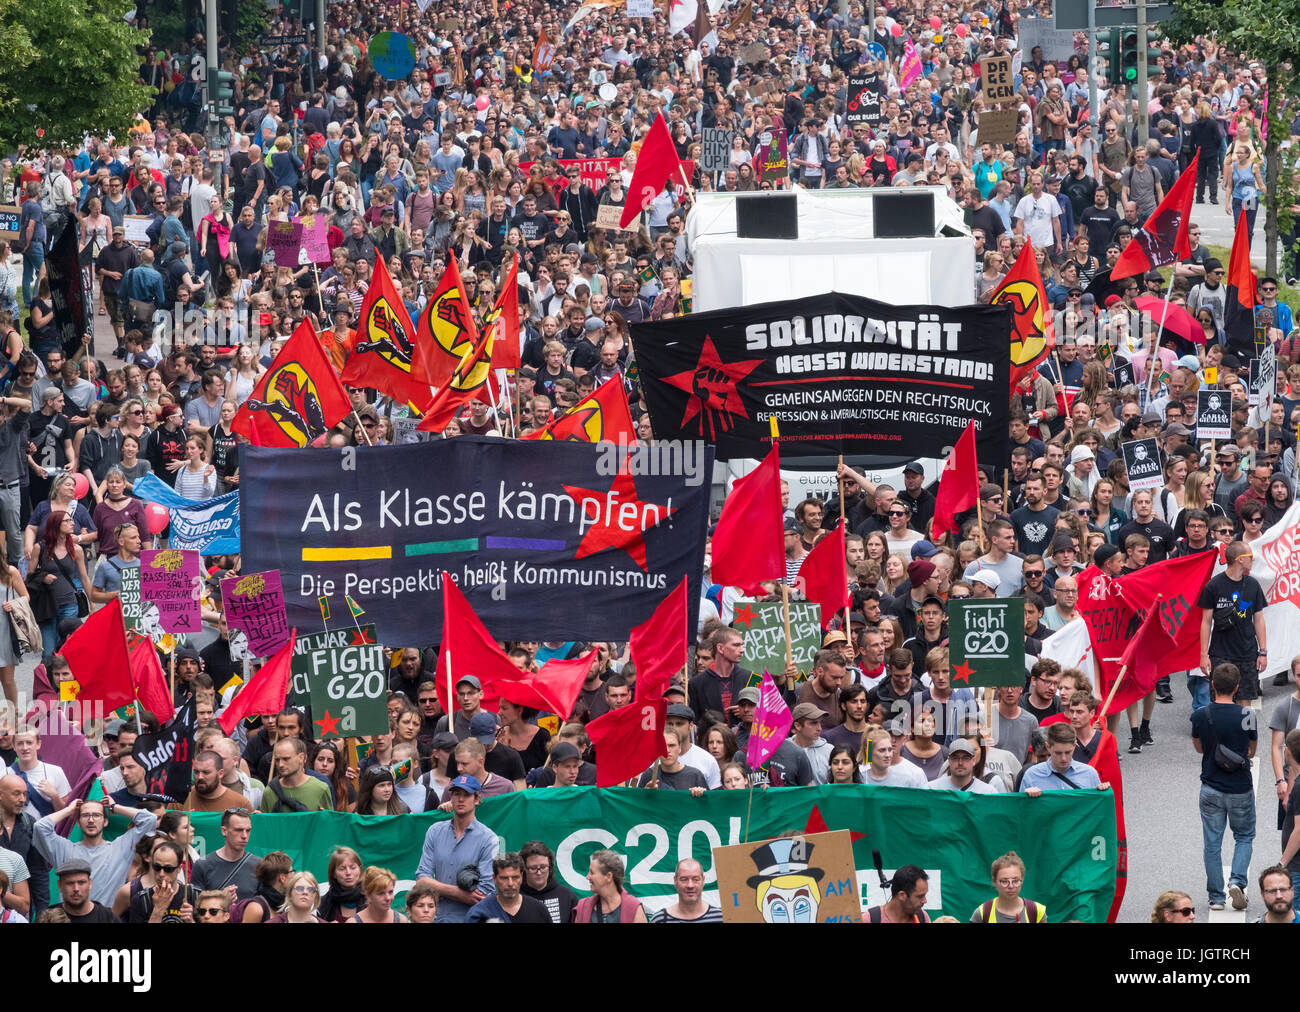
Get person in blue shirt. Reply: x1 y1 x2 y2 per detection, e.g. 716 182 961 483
1256 277 1294 334
1019 723 1106 795
414 774 498 923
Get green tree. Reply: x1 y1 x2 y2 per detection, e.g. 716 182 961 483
1165 0 1300 277
0 0 36 124
0 0 156 152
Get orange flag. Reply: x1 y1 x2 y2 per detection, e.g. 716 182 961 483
533 28 556 73
521 375 635 443
232 319 352 447
417 323 495 433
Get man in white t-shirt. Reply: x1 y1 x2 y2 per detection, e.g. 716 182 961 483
1013 171 1063 253
8 729 71 820
925 738 1001 792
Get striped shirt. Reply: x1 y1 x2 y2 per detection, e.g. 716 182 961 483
649 905 724 923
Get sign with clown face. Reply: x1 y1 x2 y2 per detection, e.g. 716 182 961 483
715 830 860 923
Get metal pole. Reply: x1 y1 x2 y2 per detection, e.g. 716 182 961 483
206 0 218 120
1136 0 1149 146
317 0 326 52
1086 1 1098 130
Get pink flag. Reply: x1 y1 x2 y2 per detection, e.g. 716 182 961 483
900 38 922 90
745 671 793 770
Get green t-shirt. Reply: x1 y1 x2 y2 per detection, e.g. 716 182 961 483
259 776 334 813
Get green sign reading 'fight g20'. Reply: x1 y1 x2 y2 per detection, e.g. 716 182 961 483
158 786 1117 920
948 598 1026 688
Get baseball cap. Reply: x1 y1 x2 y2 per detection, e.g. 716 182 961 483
947 738 977 757
1093 543 1122 566
468 712 498 744
902 460 925 475
429 732 459 752
910 540 940 559
1217 445 1241 459
1165 422 1191 436
550 741 581 763
971 569 1001 590
584 317 605 332
112 225 126 235
455 675 482 690
1140 408 1162 425
784 516 801 533
666 703 696 721
790 702 825 723
736 687 760 705
822 630 849 647
449 774 482 795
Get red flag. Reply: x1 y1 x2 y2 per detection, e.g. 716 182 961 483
342 256 432 410
60 598 134 712
631 576 689 702
487 254 521 370
1101 601 1170 719
416 321 495 433
415 250 479 389
711 444 784 595
794 523 849 628
587 697 668 787
931 420 980 543
127 634 173 724
990 240 1056 389
1110 151 1198 280
433 572 521 718
495 650 598 722
521 379 635 443
1225 210 1258 349
621 115 680 228
217 630 295 735
1076 551 1216 697
232 319 352 447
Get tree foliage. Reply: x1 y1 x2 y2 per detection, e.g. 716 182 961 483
0 0 37 124
0 0 156 152
1165 0 1300 275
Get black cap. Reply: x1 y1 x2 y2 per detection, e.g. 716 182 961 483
902 460 925 475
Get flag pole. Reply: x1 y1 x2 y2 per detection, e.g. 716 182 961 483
838 454 851 633
743 781 755 843
505 370 518 437
781 582 794 674
975 494 987 553
1095 664 1126 728
168 651 175 703
352 410 373 446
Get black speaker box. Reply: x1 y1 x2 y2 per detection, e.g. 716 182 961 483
735 192 799 240
872 190 935 238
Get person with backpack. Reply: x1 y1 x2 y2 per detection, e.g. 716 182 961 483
15 182 47 307
258 737 334 812
971 851 1047 923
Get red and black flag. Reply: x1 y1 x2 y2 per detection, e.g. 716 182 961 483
989 240 1055 389
1224 209 1258 351
233 319 352 447
342 256 432 411
416 250 479 388
1111 151 1198 281
417 321 496 433
487 254 522 370
521 378 635 443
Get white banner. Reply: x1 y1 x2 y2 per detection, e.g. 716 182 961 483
1249 500 1300 675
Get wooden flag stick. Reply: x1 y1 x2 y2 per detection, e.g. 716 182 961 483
352 410 373 446
976 493 988 553
1095 663 1127 728
744 781 755 843
838 454 851 633
168 652 175 703
781 582 794 673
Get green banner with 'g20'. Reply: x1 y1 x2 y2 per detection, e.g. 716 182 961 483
171 785 1116 921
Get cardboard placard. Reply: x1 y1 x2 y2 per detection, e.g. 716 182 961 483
715 830 861 923
1253 343 1276 413
756 126 789 186
1196 388 1232 441
0 205 18 240
139 548 203 635
701 127 739 173
948 598 1025 688
627 0 655 15
1121 438 1164 492
731 600 820 678
979 107 1021 146
295 214 330 264
594 203 626 229
266 219 303 267
846 73 883 126
304 625 388 738
122 215 153 245
223 570 290 658
980 56 1016 103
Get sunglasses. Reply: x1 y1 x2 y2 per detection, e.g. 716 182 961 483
888 510 909 517
197 906 225 916
1171 906 1195 916
1244 516 1263 523
151 862 178 874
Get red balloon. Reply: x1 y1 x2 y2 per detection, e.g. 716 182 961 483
71 473 89 500
144 503 170 535
890 23 903 37
956 23 968 37
929 15 941 29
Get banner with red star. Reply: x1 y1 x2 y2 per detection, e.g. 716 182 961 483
632 292 1011 464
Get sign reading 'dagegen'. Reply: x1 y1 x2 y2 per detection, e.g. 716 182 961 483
239 438 712 646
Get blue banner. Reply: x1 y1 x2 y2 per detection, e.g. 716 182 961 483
133 473 241 555
238 438 712 646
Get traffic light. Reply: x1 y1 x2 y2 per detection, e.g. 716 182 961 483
209 70 236 117
1145 29 1163 77
1120 29 1140 83
1097 28 1123 86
